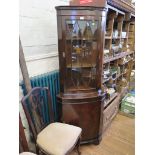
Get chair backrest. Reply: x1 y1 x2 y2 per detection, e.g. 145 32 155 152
21 87 54 140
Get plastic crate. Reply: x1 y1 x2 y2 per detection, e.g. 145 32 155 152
120 93 135 115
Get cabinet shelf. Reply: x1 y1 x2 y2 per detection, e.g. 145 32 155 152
103 78 111 83
117 74 122 79
104 93 118 108
122 72 127 75
103 73 123 84
104 51 134 64
67 63 96 68
66 37 97 41
121 37 128 39
105 36 112 39
118 59 132 65
112 37 121 39
130 22 135 25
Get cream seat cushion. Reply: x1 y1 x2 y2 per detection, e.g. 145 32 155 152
37 122 82 155
20 152 36 155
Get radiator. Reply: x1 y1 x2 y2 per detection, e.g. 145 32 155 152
20 70 60 121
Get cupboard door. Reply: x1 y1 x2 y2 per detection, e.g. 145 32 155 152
62 100 101 141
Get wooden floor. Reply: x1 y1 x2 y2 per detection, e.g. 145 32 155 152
71 113 135 155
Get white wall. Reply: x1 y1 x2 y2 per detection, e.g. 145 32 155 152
19 0 70 78
19 0 70 149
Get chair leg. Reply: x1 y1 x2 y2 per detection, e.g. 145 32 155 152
76 137 81 155
36 144 40 154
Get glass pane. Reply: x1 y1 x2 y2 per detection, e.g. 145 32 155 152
65 19 99 91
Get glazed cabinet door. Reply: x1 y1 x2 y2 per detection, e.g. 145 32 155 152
61 16 102 93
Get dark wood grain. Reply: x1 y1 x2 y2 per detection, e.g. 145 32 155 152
19 114 29 153
21 87 54 141
55 6 106 144
57 94 104 144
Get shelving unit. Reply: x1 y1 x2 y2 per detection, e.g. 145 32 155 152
102 3 135 131
128 15 135 51
104 8 116 58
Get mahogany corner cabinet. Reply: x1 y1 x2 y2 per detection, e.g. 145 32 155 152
55 6 106 144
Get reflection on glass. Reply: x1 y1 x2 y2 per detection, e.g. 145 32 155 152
65 19 99 91
83 22 93 39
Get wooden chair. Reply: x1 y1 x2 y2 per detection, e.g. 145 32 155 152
21 87 82 155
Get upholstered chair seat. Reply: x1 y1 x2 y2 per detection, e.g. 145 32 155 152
20 152 37 155
37 122 82 155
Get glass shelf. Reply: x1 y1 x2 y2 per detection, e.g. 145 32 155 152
66 37 97 41
67 63 96 68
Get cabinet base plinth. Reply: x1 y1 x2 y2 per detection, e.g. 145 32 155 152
80 135 102 145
